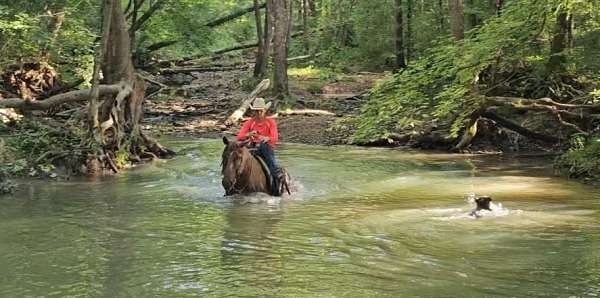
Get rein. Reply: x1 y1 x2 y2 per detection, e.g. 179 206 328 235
224 147 250 194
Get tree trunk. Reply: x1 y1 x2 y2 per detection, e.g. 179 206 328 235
566 13 573 48
495 0 504 16
547 3 570 74
302 0 310 54
88 0 173 174
287 0 293 50
406 0 413 63
395 0 406 70
253 0 266 78
42 9 65 59
254 0 274 78
129 0 140 48
308 0 316 17
438 0 445 31
467 0 478 29
448 0 464 40
272 0 292 102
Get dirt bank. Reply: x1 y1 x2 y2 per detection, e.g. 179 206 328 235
142 65 383 145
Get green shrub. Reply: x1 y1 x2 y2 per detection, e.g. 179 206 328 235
556 135 600 180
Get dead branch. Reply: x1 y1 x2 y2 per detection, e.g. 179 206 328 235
482 111 559 143
287 53 322 62
137 71 167 88
486 96 600 111
205 2 266 28
0 84 123 110
145 40 178 53
42 78 85 98
213 31 304 56
159 65 250 74
277 109 336 116
129 0 167 33
225 79 270 126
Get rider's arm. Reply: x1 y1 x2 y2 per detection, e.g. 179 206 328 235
267 118 278 146
236 120 253 142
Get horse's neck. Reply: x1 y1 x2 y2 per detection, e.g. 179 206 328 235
241 152 262 177
238 152 265 184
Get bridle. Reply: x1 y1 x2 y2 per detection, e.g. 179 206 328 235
223 143 250 194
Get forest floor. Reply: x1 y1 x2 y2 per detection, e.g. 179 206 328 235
142 64 385 145
141 64 553 154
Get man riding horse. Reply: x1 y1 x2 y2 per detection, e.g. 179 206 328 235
235 98 284 190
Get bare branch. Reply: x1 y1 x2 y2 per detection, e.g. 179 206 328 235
482 111 559 143
129 0 167 34
0 84 123 110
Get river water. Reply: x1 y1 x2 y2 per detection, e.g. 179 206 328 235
1 138 599 297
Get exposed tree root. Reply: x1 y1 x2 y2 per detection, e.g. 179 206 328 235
452 93 599 150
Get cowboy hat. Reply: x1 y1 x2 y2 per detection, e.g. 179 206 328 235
250 97 272 110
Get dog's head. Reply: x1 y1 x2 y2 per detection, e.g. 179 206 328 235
475 196 492 211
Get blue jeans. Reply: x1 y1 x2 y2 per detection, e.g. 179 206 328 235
257 142 279 176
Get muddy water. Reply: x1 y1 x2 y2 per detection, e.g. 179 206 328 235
1 138 599 297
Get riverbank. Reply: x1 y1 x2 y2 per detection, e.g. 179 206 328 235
142 64 560 155
141 64 381 145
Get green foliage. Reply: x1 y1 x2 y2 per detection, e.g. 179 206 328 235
288 66 338 81
556 135 600 180
352 0 593 144
0 2 98 81
0 120 89 178
287 66 347 94
139 0 256 59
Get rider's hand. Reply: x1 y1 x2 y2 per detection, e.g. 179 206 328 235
247 131 256 138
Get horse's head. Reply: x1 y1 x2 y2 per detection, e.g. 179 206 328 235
221 137 251 193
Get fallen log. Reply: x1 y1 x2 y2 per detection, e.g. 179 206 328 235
287 53 322 62
41 78 85 99
482 111 559 143
129 0 167 33
145 40 178 53
159 65 250 74
0 84 123 110
205 2 266 28
225 79 270 126
212 31 305 56
277 109 336 116
135 3 267 66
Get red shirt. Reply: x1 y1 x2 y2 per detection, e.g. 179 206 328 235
236 117 279 147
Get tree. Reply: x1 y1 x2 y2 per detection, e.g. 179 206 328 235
406 0 413 62
302 0 310 54
271 0 292 102
466 0 478 29
88 0 173 173
448 0 464 40
495 0 504 16
547 1 571 74
395 0 406 70
253 0 266 78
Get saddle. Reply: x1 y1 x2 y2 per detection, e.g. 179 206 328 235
248 150 290 196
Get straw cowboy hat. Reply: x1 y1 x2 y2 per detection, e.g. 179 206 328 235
250 97 272 110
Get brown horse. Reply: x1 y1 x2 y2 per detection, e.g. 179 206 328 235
222 137 288 196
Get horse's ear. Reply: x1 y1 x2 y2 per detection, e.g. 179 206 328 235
222 136 229 145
